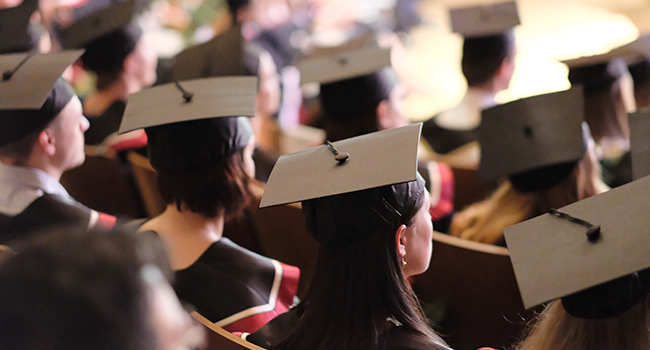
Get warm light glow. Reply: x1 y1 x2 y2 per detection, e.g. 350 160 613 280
402 0 640 120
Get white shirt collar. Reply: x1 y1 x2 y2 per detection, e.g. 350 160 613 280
0 162 70 216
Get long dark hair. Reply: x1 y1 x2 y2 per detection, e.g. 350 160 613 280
273 176 446 350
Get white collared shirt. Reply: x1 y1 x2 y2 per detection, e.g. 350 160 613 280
0 161 71 216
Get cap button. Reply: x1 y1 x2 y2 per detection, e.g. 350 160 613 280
338 57 348 66
524 126 534 138
335 152 350 164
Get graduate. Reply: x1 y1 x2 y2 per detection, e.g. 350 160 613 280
60 0 157 152
247 124 452 350
295 45 455 232
503 177 650 350
420 1 519 167
0 228 201 350
450 88 606 245
118 76 300 334
0 51 116 245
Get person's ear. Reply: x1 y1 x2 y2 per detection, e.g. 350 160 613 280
395 224 408 259
37 128 56 157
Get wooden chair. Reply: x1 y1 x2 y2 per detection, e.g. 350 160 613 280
60 153 146 218
450 166 494 211
126 152 167 217
410 232 539 350
247 183 319 299
192 312 267 350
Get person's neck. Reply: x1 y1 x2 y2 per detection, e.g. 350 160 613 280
142 204 226 270
466 85 498 109
21 156 63 182
83 77 140 116
435 87 497 130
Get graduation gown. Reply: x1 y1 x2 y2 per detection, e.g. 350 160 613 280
168 237 300 334
84 100 127 146
0 162 116 245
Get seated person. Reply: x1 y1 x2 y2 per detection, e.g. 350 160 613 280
60 0 157 153
564 55 633 162
0 0 43 55
0 51 116 245
421 2 519 165
503 177 650 350
450 88 606 245
296 45 454 232
118 76 300 334
247 124 451 350
0 227 201 350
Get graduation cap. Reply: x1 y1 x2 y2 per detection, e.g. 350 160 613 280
296 46 391 85
0 50 83 147
629 109 650 180
505 175 650 318
0 0 39 54
59 0 138 49
118 76 257 173
564 54 630 93
261 123 421 207
449 1 520 38
172 24 249 81
261 123 425 245
478 87 586 184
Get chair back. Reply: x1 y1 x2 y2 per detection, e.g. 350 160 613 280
60 153 146 218
410 232 538 350
191 312 267 350
126 152 166 217
247 183 319 299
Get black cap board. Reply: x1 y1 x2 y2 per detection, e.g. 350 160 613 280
478 87 586 183
172 24 248 81
450 1 520 38
505 175 650 318
60 0 136 49
260 123 422 208
0 0 39 54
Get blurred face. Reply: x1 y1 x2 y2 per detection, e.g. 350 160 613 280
402 190 434 278
47 96 89 172
127 37 158 89
241 136 257 179
256 52 281 117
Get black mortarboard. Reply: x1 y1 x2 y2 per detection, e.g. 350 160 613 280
0 51 83 147
261 124 425 245
60 0 138 49
505 175 650 318
119 76 257 173
172 24 250 81
449 1 520 38
0 0 39 54
565 55 630 93
60 0 142 74
478 88 586 185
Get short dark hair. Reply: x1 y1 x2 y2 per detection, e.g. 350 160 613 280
0 229 162 350
80 24 142 91
461 30 515 87
157 149 254 219
0 128 41 165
